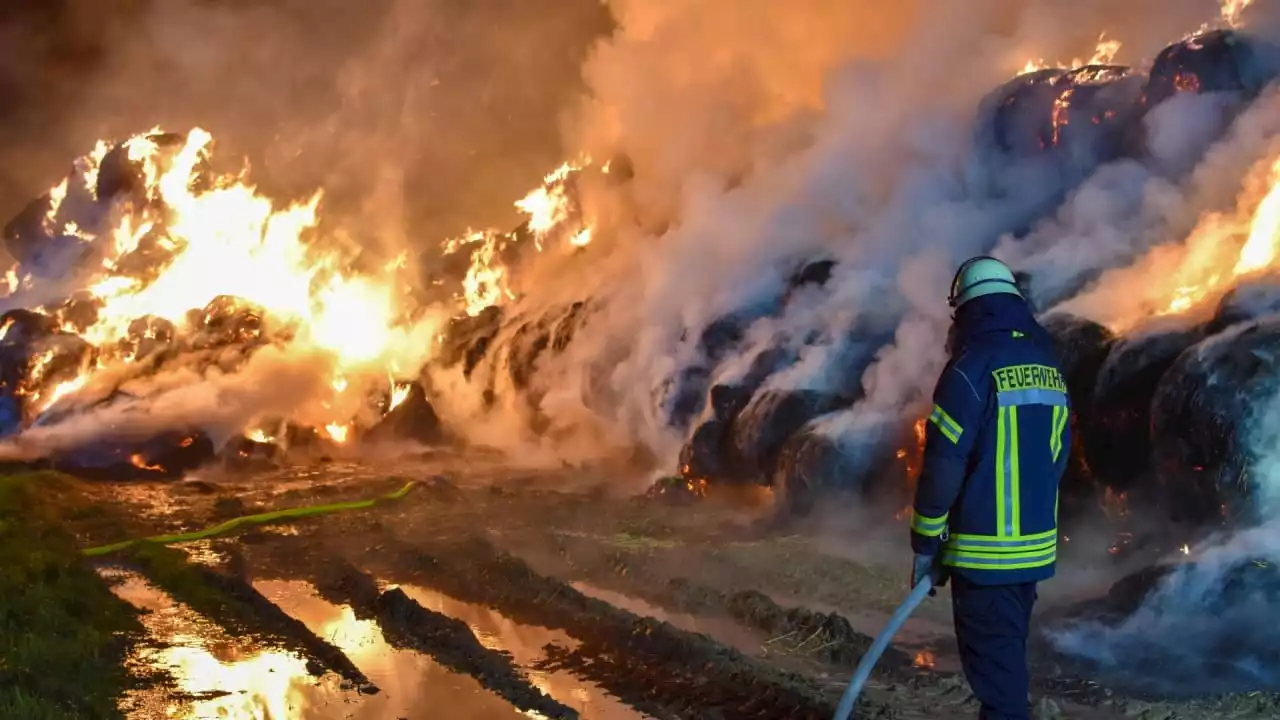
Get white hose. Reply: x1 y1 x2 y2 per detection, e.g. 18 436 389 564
832 576 936 720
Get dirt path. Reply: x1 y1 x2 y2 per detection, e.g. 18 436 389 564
12 461 1279 719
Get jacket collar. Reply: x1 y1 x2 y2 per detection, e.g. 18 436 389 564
950 293 1048 356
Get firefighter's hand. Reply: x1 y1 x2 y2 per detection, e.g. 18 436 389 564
910 554 942 597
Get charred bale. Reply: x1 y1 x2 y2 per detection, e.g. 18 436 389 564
1052 65 1146 165
1086 325 1205 491
678 419 730 480
678 345 799 482
665 256 840 430
773 412 908 516
1150 318 1280 526
728 389 852 483
1142 30 1280 110
436 306 503 378
2 194 96 277
504 302 589 393
976 68 1070 157
51 430 216 481
1041 313 1115 422
1041 313 1115 511
1208 274 1280 333
366 382 444 445
220 435 282 472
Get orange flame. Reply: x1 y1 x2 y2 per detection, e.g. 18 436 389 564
20 126 456 441
1019 33 1122 75
913 650 937 669
129 454 163 471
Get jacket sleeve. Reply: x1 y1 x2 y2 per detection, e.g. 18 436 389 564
910 357 989 556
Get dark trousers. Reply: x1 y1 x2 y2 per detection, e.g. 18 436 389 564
950 574 1038 720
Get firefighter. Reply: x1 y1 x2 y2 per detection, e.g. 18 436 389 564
908 256 1070 720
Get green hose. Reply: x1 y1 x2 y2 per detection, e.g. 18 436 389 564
81 480 417 557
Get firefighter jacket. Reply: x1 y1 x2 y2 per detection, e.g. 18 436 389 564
909 292 1070 585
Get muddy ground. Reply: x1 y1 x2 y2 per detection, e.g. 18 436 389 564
9 450 1280 719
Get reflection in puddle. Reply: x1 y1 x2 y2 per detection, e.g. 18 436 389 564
107 568 337 719
262 580 648 720
393 583 653 720
108 568 537 719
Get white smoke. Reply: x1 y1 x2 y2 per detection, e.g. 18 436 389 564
504 0 1255 465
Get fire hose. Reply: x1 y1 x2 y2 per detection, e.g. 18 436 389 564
832 575 935 720
81 480 418 557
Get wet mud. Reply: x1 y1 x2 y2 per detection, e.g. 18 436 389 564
261 532 844 720
314 557 578 719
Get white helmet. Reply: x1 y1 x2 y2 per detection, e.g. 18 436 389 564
948 256 1023 309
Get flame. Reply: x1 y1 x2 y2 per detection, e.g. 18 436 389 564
894 418 929 490
4 126 462 445
324 422 350 443
129 453 163 471
912 650 936 669
246 428 271 444
1018 33 1122 75
446 229 517 317
514 161 579 238
1221 0 1255 28
1153 156 1280 321
444 157 594 316
1181 543 1191 555
388 381 412 412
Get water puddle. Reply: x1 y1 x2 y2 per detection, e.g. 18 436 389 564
392 582 652 720
569 581 765 656
105 568 551 719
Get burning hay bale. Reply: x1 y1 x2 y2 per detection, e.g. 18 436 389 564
1150 317 1280 526
0 310 94 436
49 430 216 481
1051 65 1145 164
220 433 282 472
1142 30 1280 110
190 295 269 350
975 68 1070 158
366 381 444 446
1086 324 1206 492
94 131 206 203
1207 273 1280 333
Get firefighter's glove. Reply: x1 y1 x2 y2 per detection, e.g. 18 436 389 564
910 553 946 597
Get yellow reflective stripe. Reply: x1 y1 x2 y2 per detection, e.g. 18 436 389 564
910 510 949 537
993 405 1021 537
995 406 1006 538
942 548 1056 570
1049 406 1062 460
1050 405 1069 462
1010 405 1020 537
928 404 962 444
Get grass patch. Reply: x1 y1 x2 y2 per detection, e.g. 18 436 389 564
0 472 151 719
